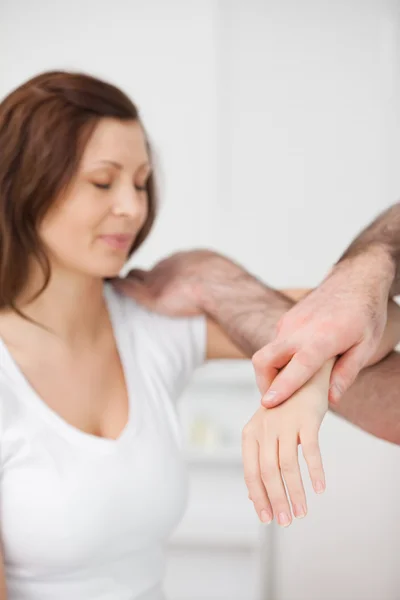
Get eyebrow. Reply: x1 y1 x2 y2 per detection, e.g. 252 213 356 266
94 159 151 171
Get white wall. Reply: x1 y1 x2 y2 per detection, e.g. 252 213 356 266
0 0 221 261
218 2 400 599
217 0 400 287
1 1 400 599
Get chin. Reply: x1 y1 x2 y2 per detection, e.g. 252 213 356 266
90 257 127 279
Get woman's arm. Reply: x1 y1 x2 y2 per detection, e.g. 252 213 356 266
243 359 332 526
207 293 400 526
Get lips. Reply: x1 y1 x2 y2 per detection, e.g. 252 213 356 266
99 234 134 250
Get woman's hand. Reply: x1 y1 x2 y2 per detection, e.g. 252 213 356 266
242 360 332 527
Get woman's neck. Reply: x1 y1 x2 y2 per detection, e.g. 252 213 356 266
0 268 109 349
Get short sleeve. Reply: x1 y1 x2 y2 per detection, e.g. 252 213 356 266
156 313 207 400
113 287 207 404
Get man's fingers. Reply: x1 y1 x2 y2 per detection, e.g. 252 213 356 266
329 345 368 404
113 278 155 307
125 268 149 282
252 342 295 397
261 349 327 408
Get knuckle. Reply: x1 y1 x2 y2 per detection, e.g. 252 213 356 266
275 317 287 336
303 417 321 435
338 370 355 388
302 445 320 466
248 490 264 505
301 437 319 453
279 456 297 473
243 472 259 487
252 350 266 370
296 349 319 369
242 423 254 441
260 463 276 482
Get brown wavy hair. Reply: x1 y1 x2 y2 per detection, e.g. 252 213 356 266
0 70 158 316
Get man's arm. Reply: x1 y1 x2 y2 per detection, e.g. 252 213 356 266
331 351 400 445
250 202 400 408
198 255 293 357
114 251 400 448
339 201 400 296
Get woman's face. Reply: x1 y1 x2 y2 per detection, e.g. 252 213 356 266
39 118 151 279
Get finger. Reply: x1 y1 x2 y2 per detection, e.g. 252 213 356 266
261 349 328 408
278 435 307 519
329 345 368 404
113 279 155 307
300 425 325 495
125 268 149 282
242 427 273 524
252 341 295 398
259 437 292 527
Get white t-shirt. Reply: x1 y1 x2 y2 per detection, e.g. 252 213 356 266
0 283 207 600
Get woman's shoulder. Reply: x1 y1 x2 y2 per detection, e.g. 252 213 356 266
104 282 206 382
0 369 24 430
104 281 205 335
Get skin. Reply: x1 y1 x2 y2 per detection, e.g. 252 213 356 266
250 201 400 409
0 119 153 598
113 252 400 527
0 118 327 598
1 118 399 597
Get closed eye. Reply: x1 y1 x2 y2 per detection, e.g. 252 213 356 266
93 182 111 190
93 183 147 191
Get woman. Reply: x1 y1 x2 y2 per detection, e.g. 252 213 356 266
0 70 398 600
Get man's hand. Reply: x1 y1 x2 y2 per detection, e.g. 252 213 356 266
112 249 294 359
253 245 395 407
112 250 218 316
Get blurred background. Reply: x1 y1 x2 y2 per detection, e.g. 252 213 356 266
1 0 400 598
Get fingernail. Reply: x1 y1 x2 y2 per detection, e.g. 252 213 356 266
278 512 291 527
293 504 306 519
263 390 277 405
314 480 325 494
329 383 342 403
261 509 272 524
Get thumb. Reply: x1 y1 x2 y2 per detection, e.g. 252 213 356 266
252 340 295 400
329 345 367 404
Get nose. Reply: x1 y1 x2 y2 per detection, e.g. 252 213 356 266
112 187 145 220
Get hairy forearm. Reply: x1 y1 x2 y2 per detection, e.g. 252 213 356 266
199 257 400 444
199 257 293 356
330 299 400 444
331 351 400 445
199 253 399 360
365 299 400 365
338 201 400 296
